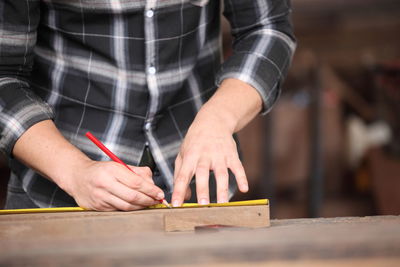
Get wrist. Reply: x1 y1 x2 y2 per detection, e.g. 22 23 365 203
55 155 94 197
196 102 238 134
192 78 264 134
190 101 237 137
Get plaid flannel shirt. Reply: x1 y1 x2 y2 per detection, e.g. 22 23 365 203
0 0 295 207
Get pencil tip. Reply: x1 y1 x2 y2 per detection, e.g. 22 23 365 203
162 199 172 209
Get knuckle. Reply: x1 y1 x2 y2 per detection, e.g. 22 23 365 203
199 145 211 154
120 203 132 211
92 190 103 200
172 189 184 198
196 163 209 171
183 151 197 163
236 165 245 174
215 142 224 151
94 178 105 188
174 175 188 184
237 170 247 179
215 164 228 172
92 201 104 211
130 178 143 189
218 187 229 194
128 192 139 203
143 166 152 175
227 154 239 164
104 162 117 172
215 169 229 178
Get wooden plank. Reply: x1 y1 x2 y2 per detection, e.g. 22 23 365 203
0 203 270 240
175 258 400 267
164 205 269 231
0 216 399 266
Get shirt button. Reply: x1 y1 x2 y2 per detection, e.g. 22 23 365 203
146 9 154 18
144 122 151 131
148 66 156 75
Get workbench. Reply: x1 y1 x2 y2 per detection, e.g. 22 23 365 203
0 208 399 266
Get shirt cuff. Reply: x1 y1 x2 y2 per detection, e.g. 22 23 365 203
216 52 284 116
0 80 54 156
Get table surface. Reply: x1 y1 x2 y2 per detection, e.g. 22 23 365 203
1 215 399 266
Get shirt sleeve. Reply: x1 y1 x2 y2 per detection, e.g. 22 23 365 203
217 0 296 114
0 0 55 157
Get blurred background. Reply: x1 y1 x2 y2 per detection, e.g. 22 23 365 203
230 0 400 219
1 0 399 219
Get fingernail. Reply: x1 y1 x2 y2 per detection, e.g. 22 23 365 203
217 199 228 204
242 184 249 192
200 198 209 205
156 192 164 200
172 200 180 207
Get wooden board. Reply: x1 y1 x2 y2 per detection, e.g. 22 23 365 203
164 205 269 231
0 216 399 266
0 203 270 240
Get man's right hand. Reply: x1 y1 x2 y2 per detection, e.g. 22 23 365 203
67 162 163 211
12 120 164 211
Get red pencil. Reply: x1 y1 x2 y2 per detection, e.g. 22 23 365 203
85 131 171 208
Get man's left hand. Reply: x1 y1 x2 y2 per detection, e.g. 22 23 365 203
171 107 248 206
171 78 262 207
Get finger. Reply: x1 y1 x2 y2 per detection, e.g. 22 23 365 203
172 155 197 207
213 164 230 204
99 205 115 211
195 161 210 205
228 157 249 193
115 168 165 201
107 180 159 207
84 190 119 211
92 201 115 211
129 165 154 184
78 197 114 211
171 170 191 207
90 204 115 212
174 154 182 178
105 194 146 211
184 187 192 200
129 166 153 179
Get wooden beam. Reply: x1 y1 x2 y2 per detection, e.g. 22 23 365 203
0 202 269 240
164 205 269 231
0 216 399 266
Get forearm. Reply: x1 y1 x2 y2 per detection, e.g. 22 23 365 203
12 120 165 210
12 120 92 194
195 78 262 133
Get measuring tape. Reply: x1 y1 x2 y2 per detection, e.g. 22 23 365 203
0 199 268 215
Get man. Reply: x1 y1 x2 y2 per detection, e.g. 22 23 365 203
0 0 295 210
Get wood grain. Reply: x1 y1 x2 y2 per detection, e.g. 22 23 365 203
0 216 399 266
164 205 269 231
0 203 270 240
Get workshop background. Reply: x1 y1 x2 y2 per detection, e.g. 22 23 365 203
1 0 399 218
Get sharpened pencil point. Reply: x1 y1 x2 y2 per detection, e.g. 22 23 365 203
162 199 172 208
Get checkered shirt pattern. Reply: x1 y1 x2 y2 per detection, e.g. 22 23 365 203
0 0 295 207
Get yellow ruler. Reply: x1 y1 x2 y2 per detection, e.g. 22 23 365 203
0 199 268 215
